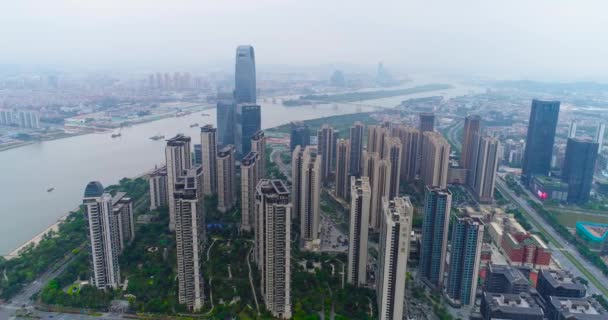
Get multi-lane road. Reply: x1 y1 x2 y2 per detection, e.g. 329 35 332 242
496 176 608 296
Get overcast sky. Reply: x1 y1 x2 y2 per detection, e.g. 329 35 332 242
2 0 607 80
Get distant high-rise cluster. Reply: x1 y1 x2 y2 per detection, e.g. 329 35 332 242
147 72 201 91
0 109 40 129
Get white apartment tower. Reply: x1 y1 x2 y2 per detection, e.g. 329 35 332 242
334 139 351 200
300 146 321 249
251 130 266 178
165 134 192 231
347 176 371 286
255 179 292 319
200 125 218 195
149 165 168 210
377 197 413 320
174 166 205 311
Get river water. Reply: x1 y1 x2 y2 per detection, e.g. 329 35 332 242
0 81 480 254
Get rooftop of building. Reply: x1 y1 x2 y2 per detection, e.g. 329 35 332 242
149 165 167 176
534 175 568 188
251 130 264 140
84 181 104 198
257 179 290 196
487 264 529 285
549 296 607 318
540 269 585 289
218 145 235 156
241 152 258 165
483 293 543 315
166 134 190 146
200 124 216 132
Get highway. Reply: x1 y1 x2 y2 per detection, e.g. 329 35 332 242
496 176 608 296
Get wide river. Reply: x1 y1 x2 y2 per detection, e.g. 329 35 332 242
0 81 480 254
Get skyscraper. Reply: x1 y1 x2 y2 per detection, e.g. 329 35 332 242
377 197 413 320
367 125 380 154
521 99 560 184
368 124 391 158
241 152 259 232
291 146 305 221
234 45 256 104
83 181 121 290
300 146 321 249
251 130 266 179
149 165 168 210
461 115 481 170
200 125 217 195
384 137 402 199
166 134 192 231
371 158 391 231
391 125 419 182
236 103 261 157
349 121 365 176
420 186 452 290
418 112 435 172
216 92 236 147
420 131 450 189
174 166 205 311
255 179 292 319
562 138 599 204
469 134 500 203
335 139 351 200
112 192 135 251
317 124 335 183
348 177 371 286
446 216 484 306
217 145 236 213
290 121 310 152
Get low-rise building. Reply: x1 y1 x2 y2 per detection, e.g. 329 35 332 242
537 269 586 301
481 292 544 320
484 264 530 294
530 176 568 202
547 296 607 320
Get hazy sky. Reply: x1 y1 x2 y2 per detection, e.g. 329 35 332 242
2 0 608 80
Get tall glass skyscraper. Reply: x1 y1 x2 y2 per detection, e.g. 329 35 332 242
521 99 560 184
236 103 261 157
562 138 599 204
216 92 236 147
234 45 256 104
420 186 451 290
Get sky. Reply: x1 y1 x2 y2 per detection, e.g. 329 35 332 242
1 0 608 80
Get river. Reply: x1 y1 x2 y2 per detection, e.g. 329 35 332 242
0 80 481 254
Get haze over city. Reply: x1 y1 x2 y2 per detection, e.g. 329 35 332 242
2 0 608 80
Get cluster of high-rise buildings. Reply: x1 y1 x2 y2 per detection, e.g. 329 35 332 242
147 72 204 91
0 109 40 129
521 99 604 204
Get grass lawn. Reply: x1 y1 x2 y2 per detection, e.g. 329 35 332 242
551 211 608 228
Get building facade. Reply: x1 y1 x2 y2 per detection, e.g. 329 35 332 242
236 103 261 157
461 115 481 170
200 125 218 195
348 177 371 286
334 139 350 200
300 146 321 249
149 165 168 210
391 125 419 182
255 179 292 319
251 130 266 179
377 197 413 320
165 134 192 231
420 131 450 189
217 145 236 213
241 152 259 232
384 137 402 200
234 45 256 104
521 99 560 185
420 187 452 289
290 121 310 152
446 216 484 306
562 137 599 204
317 124 335 183
469 134 500 203
349 121 365 176
216 93 236 147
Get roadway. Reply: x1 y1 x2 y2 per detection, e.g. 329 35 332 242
496 176 608 296
270 148 292 182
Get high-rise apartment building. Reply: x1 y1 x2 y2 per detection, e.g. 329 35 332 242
241 152 259 232
562 138 599 204
371 157 391 231
290 121 310 152
200 125 218 195
255 179 292 319
420 131 450 189
335 139 351 200
174 166 205 311
418 113 435 172
234 45 256 104
384 137 402 199
349 121 365 176
236 104 261 157
391 125 419 182
420 186 452 290
521 99 560 184
348 177 371 286
217 145 236 213
461 115 481 170
446 216 484 306
299 146 321 249
216 92 236 147
166 134 192 231
83 181 122 290
251 130 266 179
292 146 305 221
368 124 391 157
112 192 135 251
317 124 335 183
377 197 413 320
469 134 500 203
149 165 168 210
